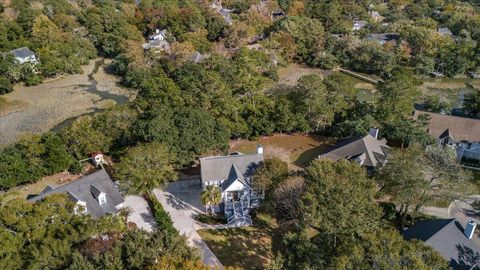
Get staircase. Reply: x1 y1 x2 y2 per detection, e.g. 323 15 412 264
225 196 252 227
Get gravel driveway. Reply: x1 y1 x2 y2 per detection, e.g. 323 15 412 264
153 180 223 268
124 195 156 232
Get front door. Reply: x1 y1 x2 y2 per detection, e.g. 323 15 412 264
233 191 240 201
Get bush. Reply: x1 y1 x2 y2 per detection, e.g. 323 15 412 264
24 74 43 86
194 214 227 225
0 76 13 94
146 193 177 234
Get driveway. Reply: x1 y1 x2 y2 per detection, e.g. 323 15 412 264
124 195 156 232
153 180 223 268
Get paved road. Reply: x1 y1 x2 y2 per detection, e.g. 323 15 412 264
153 180 223 268
124 195 157 232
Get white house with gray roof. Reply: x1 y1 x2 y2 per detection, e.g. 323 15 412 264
199 145 264 227
28 169 125 219
10 47 38 64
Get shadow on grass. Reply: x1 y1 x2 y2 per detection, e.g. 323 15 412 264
293 142 332 168
198 214 279 270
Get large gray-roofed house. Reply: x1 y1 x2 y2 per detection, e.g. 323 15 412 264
200 150 264 187
403 219 480 270
318 131 390 168
199 146 264 227
413 110 480 143
28 169 125 219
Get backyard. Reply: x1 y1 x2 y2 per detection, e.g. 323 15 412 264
197 212 282 270
229 133 333 170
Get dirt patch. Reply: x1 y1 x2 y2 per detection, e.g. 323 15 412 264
0 59 134 147
229 133 333 170
10 171 82 199
277 63 325 86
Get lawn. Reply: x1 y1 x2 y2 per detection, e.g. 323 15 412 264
9 171 82 199
197 213 282 270
229 133 333 170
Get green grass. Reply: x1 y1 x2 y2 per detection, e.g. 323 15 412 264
197 213 282 270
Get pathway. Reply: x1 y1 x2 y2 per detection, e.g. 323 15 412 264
124 195 157 232
153 180 223 268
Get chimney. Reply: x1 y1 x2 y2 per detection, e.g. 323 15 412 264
155 29 160 34
369 128 379 139
465 220 477 239
256 144 264 155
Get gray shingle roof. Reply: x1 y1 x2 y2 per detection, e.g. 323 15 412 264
366 33 400 42
220 164 251 191
10 47 35 59
200 153 264 185
403 219 480 270
318 134 389 167
28 169 124 219
414 110 480 142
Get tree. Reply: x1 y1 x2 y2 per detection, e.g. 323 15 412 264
272 176 305 229
115 142 177 195
302 159 382 250
463 90 480 117
200 185 222 214
252 157 288 195
332 229 450 270
0 76 13 94
376 68 421 124
61 116 111 159
378 144 473 226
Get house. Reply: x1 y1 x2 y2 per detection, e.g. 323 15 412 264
189 51 209 63
10 47 38 64
403 219 480 270
148 29 167 41
210 1 233 25
438 27 453 37
28 169 125 219
271 10 286 20
366 33 400 45
353 20 368 31
318 128 390 170
369 11 382 22
413 110 480 161
199 145 264 227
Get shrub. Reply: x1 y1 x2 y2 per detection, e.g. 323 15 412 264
146 193 177 234
0 76 13 94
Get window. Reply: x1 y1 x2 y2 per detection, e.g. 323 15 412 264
98 193 107 205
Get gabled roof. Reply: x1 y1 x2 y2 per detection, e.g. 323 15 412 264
221 164 251 191
438 27 453 36
318 134 389 167
28 169 124 219
10 47 35 59
200 153 264 184
414 110 480 142
403 219 480 270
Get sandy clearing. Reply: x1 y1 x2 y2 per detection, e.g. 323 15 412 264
277 63 325 86
0 59 133 146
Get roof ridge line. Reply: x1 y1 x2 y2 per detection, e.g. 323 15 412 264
425 219 457 242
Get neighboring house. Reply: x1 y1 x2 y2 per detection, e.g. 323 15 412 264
365 33 400 45
210 1 233 25
318 128 390 170
189 51 209 63
353 20 368 31
148 29 167 41
142 29 171 52
413 110 480 162
438 27 453 37
199 145 264 227
369 11 382 22
271 10 286 20
403 219 480 270
28 169 125 219
10 47 38 64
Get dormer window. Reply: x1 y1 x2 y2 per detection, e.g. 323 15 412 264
90 184 107 205
98 193 106 205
